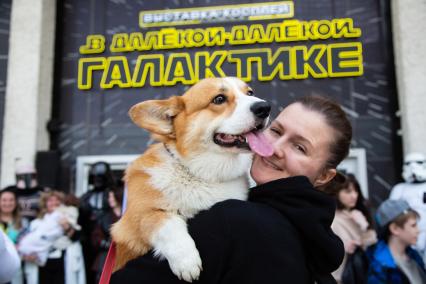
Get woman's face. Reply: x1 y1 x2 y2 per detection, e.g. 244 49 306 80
338 183 359 209
250 103 336 186
46 195 61 213
0 192 17 214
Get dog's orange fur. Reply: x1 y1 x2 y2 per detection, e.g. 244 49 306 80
111 78 254 271
111 144 169 270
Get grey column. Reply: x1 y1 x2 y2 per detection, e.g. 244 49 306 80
391 0 426 155
0 0 56 187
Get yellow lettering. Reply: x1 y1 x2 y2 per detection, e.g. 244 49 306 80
327 42 363 77
100 56 132 88
79 35 106 54
163 54 196 86
110 33 131 52
195 51 227 79
78 57 106 90
229 25 251 45
132 54 164 87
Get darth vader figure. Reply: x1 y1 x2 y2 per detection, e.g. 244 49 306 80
79 161 116 283
81 162 115 216
390 152 426 260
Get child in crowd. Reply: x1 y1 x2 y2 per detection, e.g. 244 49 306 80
367 199 426 283
331 173 377 283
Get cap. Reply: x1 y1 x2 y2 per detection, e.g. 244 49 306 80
376 199 411 228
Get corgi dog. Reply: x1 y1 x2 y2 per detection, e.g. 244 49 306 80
111 77 273 282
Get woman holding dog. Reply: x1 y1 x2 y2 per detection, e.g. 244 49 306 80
112 95 351 284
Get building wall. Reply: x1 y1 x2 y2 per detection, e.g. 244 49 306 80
391 0 426 156
0 0 56 187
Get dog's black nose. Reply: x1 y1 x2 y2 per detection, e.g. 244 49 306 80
250 101 271 119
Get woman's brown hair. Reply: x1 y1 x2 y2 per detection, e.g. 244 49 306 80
294 95 352 170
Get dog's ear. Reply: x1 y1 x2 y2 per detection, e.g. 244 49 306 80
129 96 184 137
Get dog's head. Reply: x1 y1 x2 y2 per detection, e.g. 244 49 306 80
129 77 272 158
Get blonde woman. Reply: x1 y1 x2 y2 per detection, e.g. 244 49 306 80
20 191 85 284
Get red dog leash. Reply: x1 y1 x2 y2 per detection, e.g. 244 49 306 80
99 241 116 284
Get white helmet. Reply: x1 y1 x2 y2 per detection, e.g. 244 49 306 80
402 152 426 183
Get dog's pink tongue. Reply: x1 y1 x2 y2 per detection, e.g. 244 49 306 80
246 131 274 157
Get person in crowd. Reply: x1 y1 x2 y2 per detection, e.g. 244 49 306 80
367 199 426 283
110 94 352 284
12 164 46 284
0 188 22 245
0 229 20 284
0 188 24 284
330 173 377 283
20 191 85 284
14 165 46 226
79 161 116 284
92 187 124 283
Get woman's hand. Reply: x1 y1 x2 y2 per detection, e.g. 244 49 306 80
344 239 360 254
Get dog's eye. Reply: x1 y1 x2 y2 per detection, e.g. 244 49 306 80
247 90 254 96
212 94 227 105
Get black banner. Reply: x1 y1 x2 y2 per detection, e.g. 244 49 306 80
0 1 11 164
57 0 400 206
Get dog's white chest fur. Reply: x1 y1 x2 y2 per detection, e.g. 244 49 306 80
145 148 250 219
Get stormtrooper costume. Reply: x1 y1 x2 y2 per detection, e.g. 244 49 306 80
390 152 426 261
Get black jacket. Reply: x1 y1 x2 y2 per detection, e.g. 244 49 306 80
111 176 344 284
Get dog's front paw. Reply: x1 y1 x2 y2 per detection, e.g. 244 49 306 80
152 216 203 282
169 249 202 282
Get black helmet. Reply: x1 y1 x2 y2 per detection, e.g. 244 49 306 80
88 161 115 191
